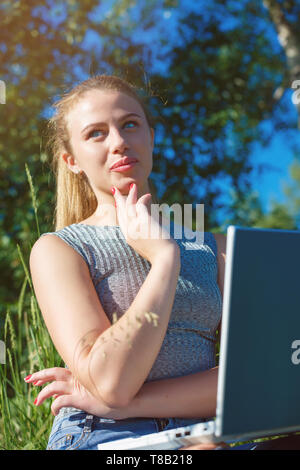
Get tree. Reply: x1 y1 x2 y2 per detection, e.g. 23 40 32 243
262 0 300 127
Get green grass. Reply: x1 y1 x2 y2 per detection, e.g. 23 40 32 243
0 164 63 450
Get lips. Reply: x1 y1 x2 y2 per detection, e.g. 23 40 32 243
110 157 138 170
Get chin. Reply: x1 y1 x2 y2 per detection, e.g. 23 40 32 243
117 178 141 193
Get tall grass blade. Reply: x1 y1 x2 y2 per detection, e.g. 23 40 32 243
16 243 33 292
25 162 40 238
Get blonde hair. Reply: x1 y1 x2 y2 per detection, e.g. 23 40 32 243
44 74 159 231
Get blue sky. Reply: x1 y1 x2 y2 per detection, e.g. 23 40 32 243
249 117 300 214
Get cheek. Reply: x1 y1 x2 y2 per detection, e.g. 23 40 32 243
143 148 153 175
136 133 152 156
78 144 105 166
83 143 102 156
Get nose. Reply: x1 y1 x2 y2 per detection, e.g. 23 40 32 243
109 127 129 154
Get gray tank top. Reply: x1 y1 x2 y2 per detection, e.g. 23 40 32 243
40 221 222 381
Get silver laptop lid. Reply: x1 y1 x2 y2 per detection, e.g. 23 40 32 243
215 225 300 442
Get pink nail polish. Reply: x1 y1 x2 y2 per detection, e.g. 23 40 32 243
34 398 38 405
111 187 115 195
24 375 32 381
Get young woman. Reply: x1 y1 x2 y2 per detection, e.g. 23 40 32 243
26 74 228 450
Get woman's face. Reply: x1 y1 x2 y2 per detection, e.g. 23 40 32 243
63 89 154 199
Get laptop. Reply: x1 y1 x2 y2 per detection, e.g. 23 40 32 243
98 225 300 450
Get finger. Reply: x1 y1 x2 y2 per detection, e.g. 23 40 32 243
137 192 152 207
32 380 43 387
125 183 138 219
111 186 126 207
135 193 152 218
126 182 138 206
179 442 222 450
51 394 81 417
34 381 72 406
24 367 72 385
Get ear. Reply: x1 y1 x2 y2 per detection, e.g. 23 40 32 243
62 152 82 174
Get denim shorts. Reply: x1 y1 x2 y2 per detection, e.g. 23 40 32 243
46 406 206 450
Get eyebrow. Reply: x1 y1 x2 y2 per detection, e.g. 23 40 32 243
81 112 142 135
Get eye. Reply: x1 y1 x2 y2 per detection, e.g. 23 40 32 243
88 129 104 139
124 120 138 129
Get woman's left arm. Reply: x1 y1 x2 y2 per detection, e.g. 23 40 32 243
129 234 225 420
129 234 226 420
25 366 218 419
123 366 218 419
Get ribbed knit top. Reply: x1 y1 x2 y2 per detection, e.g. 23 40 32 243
40 221 222 381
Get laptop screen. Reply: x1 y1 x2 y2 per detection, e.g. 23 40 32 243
216 226 300 441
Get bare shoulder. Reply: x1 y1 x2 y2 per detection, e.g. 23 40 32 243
31 232 75 255
30 233 89 276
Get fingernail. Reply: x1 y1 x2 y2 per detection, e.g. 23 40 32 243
34 398 38 405
111 187 115 195
24 375 32 382
33 381 39 385
130 183 135 190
